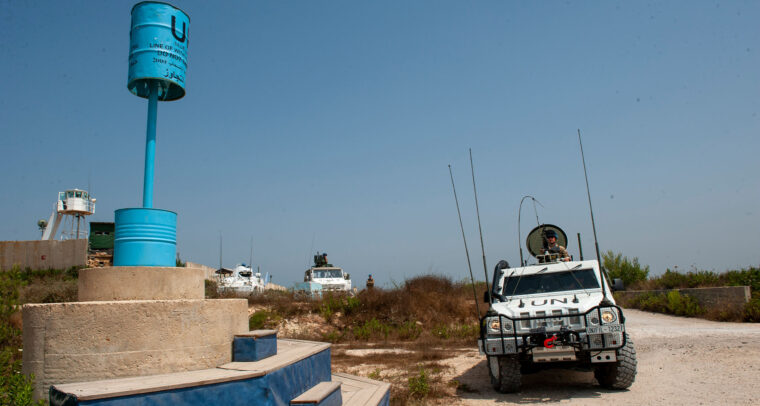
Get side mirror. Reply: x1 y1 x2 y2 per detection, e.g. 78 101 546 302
612 278 625 292
483 291 491 303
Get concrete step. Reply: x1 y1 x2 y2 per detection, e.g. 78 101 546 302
332 373 390 406
50 339 331 406
290 381 342 406
233 329 278 362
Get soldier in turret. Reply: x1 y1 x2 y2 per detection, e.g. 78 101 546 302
544 229 570 261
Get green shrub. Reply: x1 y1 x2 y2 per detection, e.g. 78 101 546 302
321 330 342 343
623 290 704 317
249 310 280 330
1 267 44 405
407 366 430 399
367 368 381 380
744 298 760 322
352 318 390 341
666 290 704 317
319 294 361 322
396 321 422 340
431 324 450 339
452 323 479 339
602 251 649 287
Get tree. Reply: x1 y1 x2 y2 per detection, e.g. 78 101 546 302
602 251 649 287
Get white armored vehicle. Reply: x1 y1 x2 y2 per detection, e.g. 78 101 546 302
297 252 352 295
479 224 636 393
216 263 269 294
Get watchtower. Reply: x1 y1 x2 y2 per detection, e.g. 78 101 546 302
40 189 96 240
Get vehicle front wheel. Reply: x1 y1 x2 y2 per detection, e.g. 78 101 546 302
488 355 521 393
594 333 637 389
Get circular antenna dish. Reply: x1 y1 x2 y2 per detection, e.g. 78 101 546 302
526 224 568 258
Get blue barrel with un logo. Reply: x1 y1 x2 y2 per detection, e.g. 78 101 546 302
114 208 177 266
128 2 189 101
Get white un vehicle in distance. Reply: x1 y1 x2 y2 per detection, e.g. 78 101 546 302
479 224 636 393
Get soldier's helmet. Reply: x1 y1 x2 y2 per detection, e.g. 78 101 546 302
544 229 557 239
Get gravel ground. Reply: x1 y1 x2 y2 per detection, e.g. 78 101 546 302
446 309 760 405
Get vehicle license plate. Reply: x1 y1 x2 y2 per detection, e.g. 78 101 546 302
586 324 625 334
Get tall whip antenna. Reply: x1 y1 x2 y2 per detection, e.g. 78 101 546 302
577 129 612 305
469 149 492 303
218 232 223 270
249 236 254 269
449 165 481 319
518 195 542 266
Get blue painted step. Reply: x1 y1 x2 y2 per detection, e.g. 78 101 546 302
50 339 330 406
290 381 342 406
234 329 278 362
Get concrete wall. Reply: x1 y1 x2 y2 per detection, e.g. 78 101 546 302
0 239 87 270
615 286 751 309
186 261 218 280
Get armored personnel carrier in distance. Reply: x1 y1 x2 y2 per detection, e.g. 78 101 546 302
479 224 636 393
296 252 352 297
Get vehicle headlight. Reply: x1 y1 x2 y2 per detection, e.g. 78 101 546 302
487 318 512 332
489 319 501 331
601 310 616 323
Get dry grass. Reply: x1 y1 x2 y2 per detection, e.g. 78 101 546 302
242 274 486 344
331 342 464 405
242 275 487 405
18 268 79 304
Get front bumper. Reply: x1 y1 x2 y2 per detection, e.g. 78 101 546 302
479 306 626 357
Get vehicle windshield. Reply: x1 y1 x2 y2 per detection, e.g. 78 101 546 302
501 269 600 296
313 269 343 279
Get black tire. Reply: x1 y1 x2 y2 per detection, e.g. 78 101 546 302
488 355 522 393
594 333 637 389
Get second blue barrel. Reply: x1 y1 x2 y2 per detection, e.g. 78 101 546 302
114 208 177 266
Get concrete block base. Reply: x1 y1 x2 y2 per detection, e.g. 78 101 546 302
78 266 205 301
22 299 248 400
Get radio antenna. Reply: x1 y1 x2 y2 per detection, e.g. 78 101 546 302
469 149 491 303
449 165 481 319
218 232 223 270
518 195 543 266
577 129 612 305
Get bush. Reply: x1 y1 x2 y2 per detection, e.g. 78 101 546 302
1 267 44 405
602 251 649 287
319 293 360 322
407 366 430 399
665 290 704 317
396 321 422 340
621 290 704 317
249 310 280 330
744 298 760 322
352 318 390 341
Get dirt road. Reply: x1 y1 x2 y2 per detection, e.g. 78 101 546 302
447 309 760 405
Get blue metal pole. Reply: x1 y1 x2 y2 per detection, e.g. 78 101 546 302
143 81 158 208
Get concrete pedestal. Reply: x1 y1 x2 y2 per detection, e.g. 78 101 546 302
22 267 247 400
78 266 205 301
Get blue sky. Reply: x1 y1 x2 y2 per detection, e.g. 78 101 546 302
1 1 758 286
